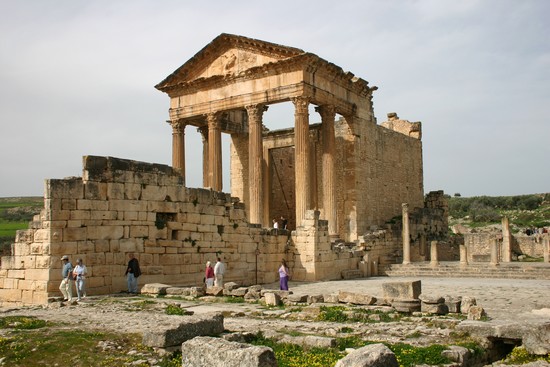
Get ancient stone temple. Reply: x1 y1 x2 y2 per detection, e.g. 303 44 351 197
155 33 424 240
0 34 443 305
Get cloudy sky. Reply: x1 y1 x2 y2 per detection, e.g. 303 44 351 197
0 0 548 198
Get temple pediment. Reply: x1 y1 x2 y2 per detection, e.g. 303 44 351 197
156 33 304 90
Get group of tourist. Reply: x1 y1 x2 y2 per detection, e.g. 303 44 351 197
59 253 141 302
272 216 288 230
60 252 291 302
204 257 226 288
204 257 290 291
59 255 88 302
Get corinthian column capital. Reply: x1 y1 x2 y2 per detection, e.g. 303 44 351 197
315 105 336 121
206 112 223 130
170 120 186 134
245 104 268 123
291 96 310 114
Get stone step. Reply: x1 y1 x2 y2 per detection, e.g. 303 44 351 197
383 262 550 280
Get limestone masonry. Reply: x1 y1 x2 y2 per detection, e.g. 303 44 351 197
1 34 447 305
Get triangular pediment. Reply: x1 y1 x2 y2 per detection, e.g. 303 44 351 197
156 33 304 90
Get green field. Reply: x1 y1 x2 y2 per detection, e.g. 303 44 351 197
0 197 43 253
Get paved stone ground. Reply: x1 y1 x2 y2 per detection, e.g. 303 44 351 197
280 277 550 322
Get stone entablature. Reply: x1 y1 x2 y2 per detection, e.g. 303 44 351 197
0 156 363 306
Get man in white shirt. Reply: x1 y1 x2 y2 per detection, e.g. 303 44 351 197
214 257 226 287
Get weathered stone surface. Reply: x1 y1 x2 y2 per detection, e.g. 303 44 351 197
205 286 224 296
441 345 471 364
461 296 476 315
231 287 248 297
391 298 421 313
382 280 421 300
467 305 485 320
181 336 277 367
523 322 550 355
335 343 398 367
189 287 205 297
224 282 239 291
279 334 336 349
287 294 308 303
140 283 170 295
421 302 448 315
444 295 461 313
418 294 444 304
323 293 339 303
142 312 223 348
264 292 281 306
165 287 188 296
307 294 324 304
338 291 376 305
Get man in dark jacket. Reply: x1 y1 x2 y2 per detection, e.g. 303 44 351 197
125 253 141 294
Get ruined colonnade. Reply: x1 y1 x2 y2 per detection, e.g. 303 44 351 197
169 98 339 232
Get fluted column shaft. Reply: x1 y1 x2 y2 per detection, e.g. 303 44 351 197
171 121 186 180
198 126 209 188
206 112 223 191
292 96 311 228
402 203 411 265
317 105 337 236
246 104 267 225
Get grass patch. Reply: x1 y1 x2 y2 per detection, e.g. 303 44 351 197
165 303 188 316
317 306 401 324
390 343 450 367
0 316 48 330
223 296 246 303
504 346 550 364
0 325 180 367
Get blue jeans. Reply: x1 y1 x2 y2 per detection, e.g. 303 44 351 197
75 277 86 299
127 273 138 293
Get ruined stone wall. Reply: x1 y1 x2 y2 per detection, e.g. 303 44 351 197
0 156 293 305
359 191 450 269
1 156 364 306
464 233 546 262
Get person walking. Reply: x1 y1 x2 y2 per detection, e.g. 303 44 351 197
278 259 290 291
125 253 141 294
205 261 215 288
214 257 226 287
72 258 87 301
59 255 73 302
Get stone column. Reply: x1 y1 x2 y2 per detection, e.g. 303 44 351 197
501 216 512 262
198 126 209 188
419 234 427 260
402 203 411 265
430 240 439 267
459 244 468 267
316 105 337 238
543 236 549 263
490 238 499 266
171 120 186 178
206 112 223 191
291 96 311 228
245 104 267 225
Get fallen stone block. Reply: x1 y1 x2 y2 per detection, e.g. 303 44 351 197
224 282 239 291
391 299 421 313
444 295 462 313
264 292 281 306
165 287 188 296
338 291 376 305
461 296 476 315
140 283 171 295
335 343 398 367
523 322 550 355
231 287 248 297
419 294 444 304
205 286 224 296
142 313 223 348
421 302 449 315
467 305 486 320
189 287 205 297
441 345 472 364
307 294 324 304
181 336 277 367
323 293 339 303
279 334 336 349
287 294 308 303
382 280 421 300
